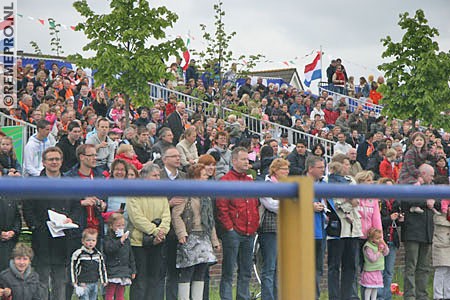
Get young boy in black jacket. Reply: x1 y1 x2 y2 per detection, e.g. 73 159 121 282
70 228 107 300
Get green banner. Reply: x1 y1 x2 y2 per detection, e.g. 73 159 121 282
2 126 24 165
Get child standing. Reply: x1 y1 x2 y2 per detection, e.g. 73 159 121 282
71 228 107 300
0 243 41 300
103 213 136 300
360 228 389 300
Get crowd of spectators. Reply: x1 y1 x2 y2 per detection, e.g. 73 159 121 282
0 57 449 300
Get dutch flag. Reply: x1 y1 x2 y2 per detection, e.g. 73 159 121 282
303 52 322 87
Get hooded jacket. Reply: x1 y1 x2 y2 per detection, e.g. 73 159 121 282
23 134 56 176
0 260 42 300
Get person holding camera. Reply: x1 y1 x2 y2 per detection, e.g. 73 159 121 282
65 144 107 299
127 164 171 300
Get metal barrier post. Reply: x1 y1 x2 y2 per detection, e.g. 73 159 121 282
278 176 315 299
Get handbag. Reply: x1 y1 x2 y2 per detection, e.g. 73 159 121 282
142 218 162 248
181 198 194 233
326 199 342 238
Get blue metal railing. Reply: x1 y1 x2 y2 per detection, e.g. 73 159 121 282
1 177 449 200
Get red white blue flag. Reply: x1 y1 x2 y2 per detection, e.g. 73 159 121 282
303 52 321 87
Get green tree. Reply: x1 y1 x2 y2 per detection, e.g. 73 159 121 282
378 9 450 131
48 18 64 56
69 0 183 125
29 41 42 55
195 1 264 95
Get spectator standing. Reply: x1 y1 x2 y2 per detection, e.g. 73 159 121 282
160 146 187 300
127 164 170 300
166 102 186 145
305 156 326 300
0 243 42 300
185 60 199 84
217 147 259 300
432 176 450 300
70 228 107 300
360 228 389 300
401 164 437 300
0 188 20 272
22 147 74 300
171 164 220 300
103 213 136 300
259 158 290 300
377 178 401 300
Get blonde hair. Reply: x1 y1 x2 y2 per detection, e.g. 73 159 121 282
116 144 133 155
11 243 34 260
328 161 343 175
108 213 125 228
385 148 396 159
269 158 290 176
355 170 374 184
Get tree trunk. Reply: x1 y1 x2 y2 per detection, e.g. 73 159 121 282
124 93 131 128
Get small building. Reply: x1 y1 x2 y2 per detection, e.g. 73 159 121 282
249 68 304 91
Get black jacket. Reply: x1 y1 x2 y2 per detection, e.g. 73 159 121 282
0 198 21 271
380 199 401 248
0 264 43 300
287 151 309 175
103 234 136 278
401 198 438 243
166 112 184 145
56 135 82 173
131 140 152 164
22 171 77 265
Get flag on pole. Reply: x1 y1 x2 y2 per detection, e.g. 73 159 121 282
303 52 321 87
182 36 191 71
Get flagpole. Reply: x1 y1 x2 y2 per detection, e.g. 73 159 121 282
319 45 323 82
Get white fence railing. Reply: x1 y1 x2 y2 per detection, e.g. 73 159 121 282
149 83 337 161
318 82 384 116
0 111 37 146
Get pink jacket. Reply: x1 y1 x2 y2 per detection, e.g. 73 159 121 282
358 198 382 239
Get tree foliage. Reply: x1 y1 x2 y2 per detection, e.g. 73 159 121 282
195 1 264 81
378 9 450 130
48 18 64 56
29 41 42 55
68 0 183 110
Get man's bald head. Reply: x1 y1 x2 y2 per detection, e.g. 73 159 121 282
419 163 434 184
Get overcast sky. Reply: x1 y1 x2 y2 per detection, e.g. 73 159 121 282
17 0 450 86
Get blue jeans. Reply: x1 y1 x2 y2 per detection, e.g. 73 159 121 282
260 232 277 300
220 230 255 300
79 282 98 300
377 242 397 300
315 239 325 300
327 238 359 300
